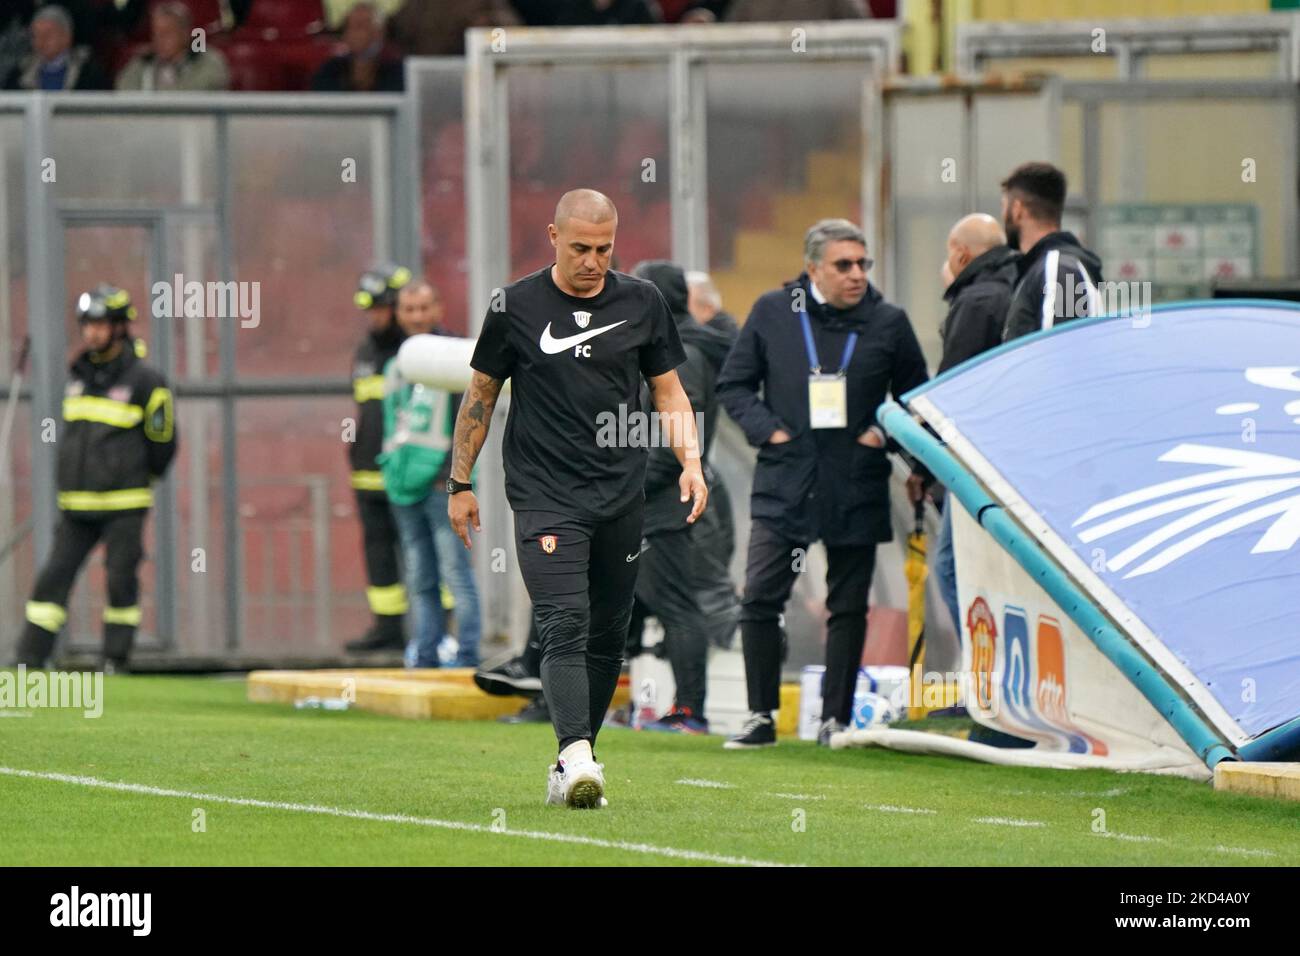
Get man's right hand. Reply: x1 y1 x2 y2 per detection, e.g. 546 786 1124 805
768 428 792 445
448 491 481 549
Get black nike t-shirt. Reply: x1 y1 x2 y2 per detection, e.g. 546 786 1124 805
471 266 687 521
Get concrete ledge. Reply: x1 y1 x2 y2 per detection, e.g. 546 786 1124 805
247 669 631 722
1214 761 1300 802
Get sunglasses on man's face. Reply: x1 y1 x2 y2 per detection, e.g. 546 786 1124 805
831 257 873 274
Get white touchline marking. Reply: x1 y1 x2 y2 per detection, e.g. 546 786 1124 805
1095 831 1163 844
1005 787 1130 799
1213 845 1276 858
675 778 736 789
864 804 937 815
972 816 1047 828
766 793 826 801
1 767 792 868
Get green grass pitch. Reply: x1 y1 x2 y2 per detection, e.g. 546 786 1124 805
1 675 1297 866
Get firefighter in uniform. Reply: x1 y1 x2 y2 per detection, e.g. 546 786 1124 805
15 285 177 671
346 264 411 652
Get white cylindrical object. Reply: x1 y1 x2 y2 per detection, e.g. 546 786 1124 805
396 333 503 393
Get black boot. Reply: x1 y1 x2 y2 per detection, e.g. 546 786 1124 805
345 618 405 652
15 624 56 668
499 695 550 724
104 623 134 671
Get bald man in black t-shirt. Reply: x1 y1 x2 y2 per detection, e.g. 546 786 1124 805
448 189 707 810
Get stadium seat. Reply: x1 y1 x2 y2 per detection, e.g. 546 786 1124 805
216 40 286 91
240 0 327 40
276 37 341 90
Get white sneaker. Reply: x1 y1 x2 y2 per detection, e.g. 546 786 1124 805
545 763 567 806
544 758 606 809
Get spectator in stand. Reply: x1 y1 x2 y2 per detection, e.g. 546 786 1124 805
116 3 229 91
325 0 402 29
387 0 519 57
4 5 108 91
312 2 404 93
0 3 35 88
668 2 730 22
726 0 868 20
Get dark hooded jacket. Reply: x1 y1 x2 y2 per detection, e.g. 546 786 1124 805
717 274 928 546
1003 231 1104 342
939 244 1019 374
634 261 735 536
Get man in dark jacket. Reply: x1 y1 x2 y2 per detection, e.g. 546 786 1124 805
1001 162 1104 342
3 5 108 91
718 218 929 749
14 285 177 671
932 213 1018 636
311 2 404 93
346 263 411 652
938 214 1018 374
628 260 737 733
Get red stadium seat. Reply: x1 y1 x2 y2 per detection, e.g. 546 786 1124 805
276 37 340 90
241 0 327 40
216 40 286 91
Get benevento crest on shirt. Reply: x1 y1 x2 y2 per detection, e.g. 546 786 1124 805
540 534 557 554
572 310 591 329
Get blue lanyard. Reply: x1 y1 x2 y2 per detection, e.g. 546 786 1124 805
799 312 858 376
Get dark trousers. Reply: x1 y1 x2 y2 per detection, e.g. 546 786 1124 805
16 510 147 667
356 490 406 634
514 503 643 750
634 524 709 716
738 519 876 723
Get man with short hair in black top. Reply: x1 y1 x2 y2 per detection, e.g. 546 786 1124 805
448 188 706 809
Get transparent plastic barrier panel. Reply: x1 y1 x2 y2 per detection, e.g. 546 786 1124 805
889 95 965 368
51 115 217 205
235 396 357 658
502 62 672 282
1098 97 1292 295
228 115 380 380
704 60 866 326
414 65 470 334
1 113 26 367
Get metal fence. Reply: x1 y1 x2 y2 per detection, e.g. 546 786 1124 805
1 92 415 664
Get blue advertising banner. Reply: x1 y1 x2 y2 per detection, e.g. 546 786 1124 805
906 302 1300 741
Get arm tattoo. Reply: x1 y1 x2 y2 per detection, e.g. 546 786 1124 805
451 372 503 482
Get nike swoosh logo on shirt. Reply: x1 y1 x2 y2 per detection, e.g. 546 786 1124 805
538 320 627 355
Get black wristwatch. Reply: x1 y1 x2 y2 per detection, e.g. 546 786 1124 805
446 478 474 495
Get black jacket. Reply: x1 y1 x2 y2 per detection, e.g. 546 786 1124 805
707 310 739 338
636 262 736 536
939 245 1019 374
3 46 109 91
58 344 177 517
1003 231 1104 342
717 275 929 546
310 54 404 93
350 323 405 494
